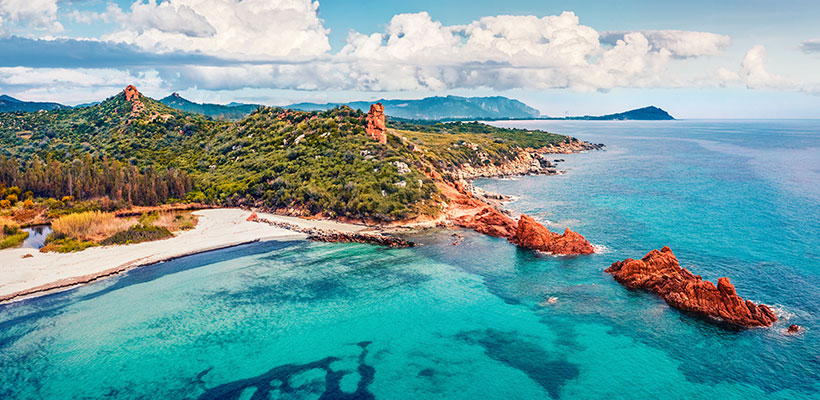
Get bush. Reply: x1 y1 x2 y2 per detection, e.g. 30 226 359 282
101 225 173 246
0 231 29 249
40 234 98 253
0 217 28 249
0 216 19 235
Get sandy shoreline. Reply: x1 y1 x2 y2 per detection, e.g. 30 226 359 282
0 208 366 304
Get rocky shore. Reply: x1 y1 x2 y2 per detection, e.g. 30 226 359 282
452 141 603 180
249 213 414 248
431 138 601 255
433 174 594 255
606 247 777 328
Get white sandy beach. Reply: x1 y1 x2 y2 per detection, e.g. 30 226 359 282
0 208 366 303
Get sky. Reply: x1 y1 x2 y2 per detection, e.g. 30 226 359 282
1 0 819 118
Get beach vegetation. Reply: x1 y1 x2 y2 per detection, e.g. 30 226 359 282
101 224 172 246
0 216 29 249
50 211 129 242
40 235 98 253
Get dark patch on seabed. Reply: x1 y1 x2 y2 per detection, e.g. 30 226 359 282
197 341 375 400
457 329 579 399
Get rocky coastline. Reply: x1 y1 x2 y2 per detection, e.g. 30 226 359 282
606 247 777 328
451 141 603 180
248 213 414 248
432 138 601 255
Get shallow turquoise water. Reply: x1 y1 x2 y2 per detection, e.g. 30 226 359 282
1 120 819 399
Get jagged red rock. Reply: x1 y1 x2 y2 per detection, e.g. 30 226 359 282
606 246 776 328
508 214 595 255
124 85 140 102
365 103 387 144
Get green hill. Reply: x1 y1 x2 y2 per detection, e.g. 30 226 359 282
0 86 579 222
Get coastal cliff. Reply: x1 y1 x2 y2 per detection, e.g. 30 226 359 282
434 173 594 255
606 247 777 328
447 141 603 180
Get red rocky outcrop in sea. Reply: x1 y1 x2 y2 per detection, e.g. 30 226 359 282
508 214 595 255
606 246 777 328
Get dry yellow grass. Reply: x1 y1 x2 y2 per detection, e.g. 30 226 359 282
51 211 134 241
48 210 199 243
0 216 19 239
154 211 198 231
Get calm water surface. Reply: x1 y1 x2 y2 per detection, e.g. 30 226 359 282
1 120 818 399
20 225 53 249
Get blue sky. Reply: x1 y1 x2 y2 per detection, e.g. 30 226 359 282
1 0 819 118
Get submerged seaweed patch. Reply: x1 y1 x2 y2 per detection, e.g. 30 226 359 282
197 341 375 400
456 329 579 399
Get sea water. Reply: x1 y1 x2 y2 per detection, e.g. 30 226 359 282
1 120 818 399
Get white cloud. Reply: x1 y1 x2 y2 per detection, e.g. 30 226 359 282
331 12 682 91
8 7 814 98
0 0 63 35
739 45 789 89
102 0 330 60
105 0 216 38
717 45 820 95
602 30 730 58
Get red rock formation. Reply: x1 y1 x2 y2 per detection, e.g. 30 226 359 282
436 180 517 238
124 85 139 101
434 179 593 254
787 324 801 334
246 212 258 222
509 215 595 255
606 247 776 328
365 103 387 144
122 85 145 117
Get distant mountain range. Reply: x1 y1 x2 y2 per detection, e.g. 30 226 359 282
0 95 66 113
159 93 261 120
0 92 674 121
286 96 542 120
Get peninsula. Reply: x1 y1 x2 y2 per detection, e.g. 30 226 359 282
0 87 601 303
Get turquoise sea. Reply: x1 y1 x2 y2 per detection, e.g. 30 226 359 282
1 120 819 399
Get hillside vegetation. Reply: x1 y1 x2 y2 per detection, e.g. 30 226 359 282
0 87 580 223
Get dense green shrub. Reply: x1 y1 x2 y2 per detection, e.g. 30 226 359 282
40 234 98 253
101 224 173 246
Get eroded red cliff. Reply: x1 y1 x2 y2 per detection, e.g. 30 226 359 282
605 246 777 328
436 180 517 238
435 179 594 254
365 103 387 144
